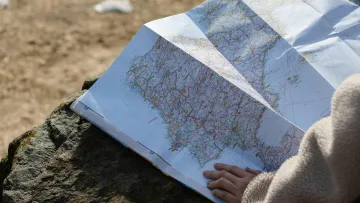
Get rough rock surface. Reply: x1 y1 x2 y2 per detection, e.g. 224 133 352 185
0 78 210 203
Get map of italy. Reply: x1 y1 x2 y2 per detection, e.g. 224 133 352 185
126 34 302 170
123 0 306 171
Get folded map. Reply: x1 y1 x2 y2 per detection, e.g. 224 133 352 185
71 0 360 202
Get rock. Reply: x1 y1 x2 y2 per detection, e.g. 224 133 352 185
0 0 8 8
81 75 99 91
94 0 134 14
0 77 209 203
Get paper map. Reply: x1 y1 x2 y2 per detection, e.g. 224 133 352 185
72 0 360 202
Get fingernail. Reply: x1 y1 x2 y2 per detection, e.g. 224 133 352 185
203 171 209 177
207 181 211 187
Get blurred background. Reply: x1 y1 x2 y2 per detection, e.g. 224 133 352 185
0 0 203 158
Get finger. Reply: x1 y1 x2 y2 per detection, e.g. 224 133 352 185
212 189 238 202
214 163 249 178
207 177 238 195
245 167 262 175
203 170 239 185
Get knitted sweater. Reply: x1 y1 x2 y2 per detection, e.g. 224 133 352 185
242 74 360 203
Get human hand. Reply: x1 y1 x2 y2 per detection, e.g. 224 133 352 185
203 163 262 203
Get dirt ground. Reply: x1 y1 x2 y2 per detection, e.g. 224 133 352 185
0 0 203 158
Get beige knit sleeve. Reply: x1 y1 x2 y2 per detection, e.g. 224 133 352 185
242 74 360 203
